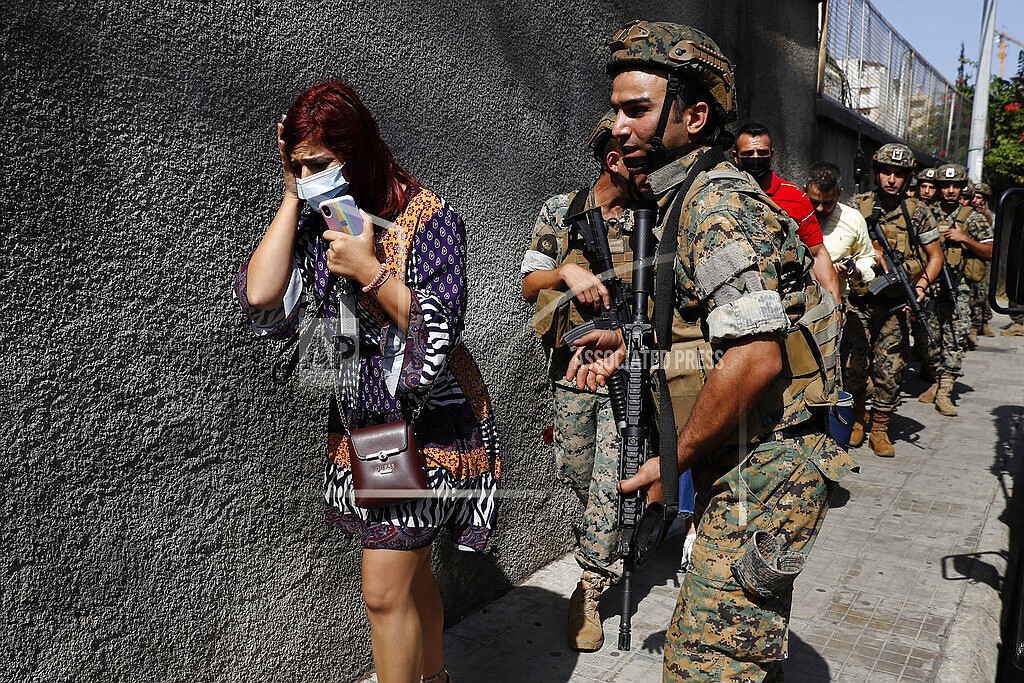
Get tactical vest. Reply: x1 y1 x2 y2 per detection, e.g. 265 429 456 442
937 205 985 282
563 195 636 284
857 194 925 284
531 190 636 352
660 168 840 442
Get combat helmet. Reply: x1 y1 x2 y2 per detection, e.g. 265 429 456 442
607 20 736 123
917 167 938 183
588 109 616 163
935 163 968 184
975 182 992 196
872 143 915 169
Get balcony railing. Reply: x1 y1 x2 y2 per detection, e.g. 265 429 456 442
820 0 972 161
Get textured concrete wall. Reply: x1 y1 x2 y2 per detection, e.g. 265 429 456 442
1 1 820 679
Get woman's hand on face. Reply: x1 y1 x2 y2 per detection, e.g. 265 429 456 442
277 116 298 199
323 210 381 285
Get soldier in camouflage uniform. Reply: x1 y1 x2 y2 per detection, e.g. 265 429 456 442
970 182 995 338
521 111 634 652
849 145 944 453
1004 308 1024 335
916 168 939 209
918 164 993 415
566 21 858 681
909 167 943 378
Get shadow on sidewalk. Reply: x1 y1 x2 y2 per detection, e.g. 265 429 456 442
830 484 851 509
600 529 685 628
940 550 1007 591
443 585 582 682
888 412 926 449
990 405 1024 681
785 631 832 681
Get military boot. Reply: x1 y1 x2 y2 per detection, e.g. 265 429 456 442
966 330 978 349
1002 323 1024 336
982 323 995 337
568 573 606 651
917 381 938 403
848 397 869 448
868 410 896 458
934 374 958 417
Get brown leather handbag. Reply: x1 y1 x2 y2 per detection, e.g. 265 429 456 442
349 419 427 508
345 336 461 509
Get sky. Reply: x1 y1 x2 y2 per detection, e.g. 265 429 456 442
868 0 1024 84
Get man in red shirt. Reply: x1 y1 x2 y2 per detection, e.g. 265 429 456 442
733 122 841 304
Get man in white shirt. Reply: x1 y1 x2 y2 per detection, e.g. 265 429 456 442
805 162 876 300
805 162 876 447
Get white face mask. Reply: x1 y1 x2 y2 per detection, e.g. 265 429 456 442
295 164 349 211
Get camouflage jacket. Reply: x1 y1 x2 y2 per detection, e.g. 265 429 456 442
650 147 852 482
521 191 635 277
852 192 939 288
852 192 940 252
934 203 993 279
522 189 635 380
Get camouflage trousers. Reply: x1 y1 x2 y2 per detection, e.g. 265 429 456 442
664 434 837 682
968 268 992 330
841 295 909 410
923 278 972 378
839 301 870 398
552 379 623 585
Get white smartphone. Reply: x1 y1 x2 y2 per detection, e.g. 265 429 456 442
320 195 363 236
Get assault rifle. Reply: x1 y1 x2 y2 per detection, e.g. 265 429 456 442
562 206 671 651
899 201 960 321
866 206 935 343
935 262 963 321
561 207 631 432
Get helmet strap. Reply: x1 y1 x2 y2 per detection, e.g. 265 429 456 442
640 72 709 170
648 73 681 162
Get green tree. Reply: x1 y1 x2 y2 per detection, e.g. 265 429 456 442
983 53 1024 194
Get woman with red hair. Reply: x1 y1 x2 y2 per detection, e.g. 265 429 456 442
236 80 500 683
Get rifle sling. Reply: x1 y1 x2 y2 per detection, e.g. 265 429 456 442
653 146 726 515
564 189 591 255
901 199 955 298
568 188 589 218
899 200 920 250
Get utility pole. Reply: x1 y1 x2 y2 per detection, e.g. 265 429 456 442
967 0 997 182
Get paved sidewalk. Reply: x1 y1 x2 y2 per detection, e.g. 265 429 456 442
360 315 1024 682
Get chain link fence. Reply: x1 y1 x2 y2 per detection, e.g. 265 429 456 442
821 0 971 161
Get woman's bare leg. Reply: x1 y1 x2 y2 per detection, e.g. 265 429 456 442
412 553 445 679
362 546 433 683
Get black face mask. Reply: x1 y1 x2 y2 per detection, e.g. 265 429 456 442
737 155 772 179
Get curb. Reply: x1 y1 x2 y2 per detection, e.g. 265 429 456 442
936 465 1010 681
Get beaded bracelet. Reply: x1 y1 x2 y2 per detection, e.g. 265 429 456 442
361 263 391 293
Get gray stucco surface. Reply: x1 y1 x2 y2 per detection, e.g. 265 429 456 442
1 1 820 679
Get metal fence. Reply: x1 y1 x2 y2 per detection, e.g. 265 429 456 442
821 0 972 161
